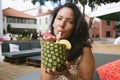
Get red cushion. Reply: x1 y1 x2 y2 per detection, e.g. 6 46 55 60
96 59 120 80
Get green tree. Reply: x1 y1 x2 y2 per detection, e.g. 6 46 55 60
31 0 120 24
31 0 120 37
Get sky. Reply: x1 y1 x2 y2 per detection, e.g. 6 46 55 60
1 0 66 10
2 0 37 10
2 0 120 17
2 0 91 15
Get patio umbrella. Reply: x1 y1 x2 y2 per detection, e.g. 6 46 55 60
98 12 120 21
89 2 120 21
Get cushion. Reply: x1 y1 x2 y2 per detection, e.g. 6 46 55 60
96 59 120 80
9 43 20 52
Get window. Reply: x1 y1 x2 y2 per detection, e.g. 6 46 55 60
3 17 4 22
23 0 28 2
23 18 27 23
7 17 12 23
17 18 22 23
106 21 110 26
45 17 48 24
39 19 41 25
29 19 35 24
13 17 17 23
106 31 111 37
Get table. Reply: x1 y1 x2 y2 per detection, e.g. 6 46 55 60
26 55 41 67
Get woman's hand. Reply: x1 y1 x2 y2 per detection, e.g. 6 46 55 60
41 61 75 80
41 61 71 76
40 65 56 80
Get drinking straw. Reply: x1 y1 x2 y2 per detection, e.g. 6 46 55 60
56 32 61 42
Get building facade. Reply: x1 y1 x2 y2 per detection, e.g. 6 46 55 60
92 20 115 38
0 0 3 37
35 10 52 33
101 20 115 38
3 7 37 34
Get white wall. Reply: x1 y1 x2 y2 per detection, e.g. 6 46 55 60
3 22 37 31
36 14 51 33
0 0 3 37
11 23 37 29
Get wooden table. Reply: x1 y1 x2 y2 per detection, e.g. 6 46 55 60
26 55 41 67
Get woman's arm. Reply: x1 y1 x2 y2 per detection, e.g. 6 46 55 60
65 47 95 80
40 64 56 80
77 47 95 80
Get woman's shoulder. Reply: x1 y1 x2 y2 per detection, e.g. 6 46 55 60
83 46 92 53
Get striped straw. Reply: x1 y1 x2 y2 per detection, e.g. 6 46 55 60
56 32 61 42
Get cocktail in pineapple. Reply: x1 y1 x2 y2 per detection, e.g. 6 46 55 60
41 32 71 72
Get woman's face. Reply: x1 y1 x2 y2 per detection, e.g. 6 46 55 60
53 7 75 39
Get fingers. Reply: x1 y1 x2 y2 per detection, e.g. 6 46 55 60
41 61 71 75
42 68 56 75
42 68 61 75
52 68 58 75
47 68 59 75
47 68 52 74
66 61 70 69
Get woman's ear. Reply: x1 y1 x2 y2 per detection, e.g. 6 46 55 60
52 24 55 28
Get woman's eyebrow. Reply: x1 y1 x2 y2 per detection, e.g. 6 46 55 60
57 15 74 20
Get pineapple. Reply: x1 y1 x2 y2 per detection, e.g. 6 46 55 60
42 40 72 72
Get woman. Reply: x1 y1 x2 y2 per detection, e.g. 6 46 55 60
40 3 95 80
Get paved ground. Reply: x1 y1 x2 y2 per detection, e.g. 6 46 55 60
93 38 114 44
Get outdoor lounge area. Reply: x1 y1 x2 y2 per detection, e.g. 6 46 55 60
1 40 41 64
1 0 120 79
0 41 120 80
0 40 41 80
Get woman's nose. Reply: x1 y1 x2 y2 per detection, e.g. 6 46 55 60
59 19 66 28
57 25 63 31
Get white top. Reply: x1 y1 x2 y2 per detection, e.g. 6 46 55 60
114 37 120 45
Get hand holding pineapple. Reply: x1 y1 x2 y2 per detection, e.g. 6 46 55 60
41 32 71 73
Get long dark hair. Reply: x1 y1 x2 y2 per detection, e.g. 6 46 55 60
50 3 91 61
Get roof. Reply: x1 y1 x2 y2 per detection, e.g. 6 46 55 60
3 7 35 19
35 10 52 17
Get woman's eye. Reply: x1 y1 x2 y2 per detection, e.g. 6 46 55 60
57 17 62 20
66 18 73 24
67 20 73 24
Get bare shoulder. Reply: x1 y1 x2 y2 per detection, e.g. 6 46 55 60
80 47 94 61
81 47 95 65
82 47 92 55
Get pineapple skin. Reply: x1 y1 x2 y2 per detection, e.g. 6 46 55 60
42 42 67 72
